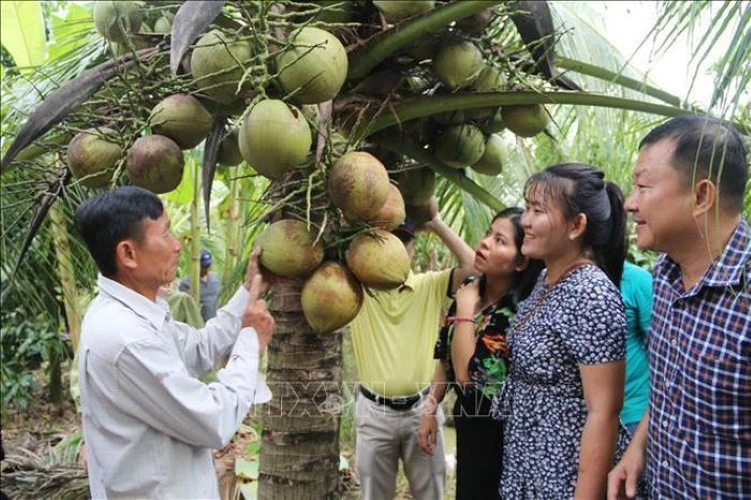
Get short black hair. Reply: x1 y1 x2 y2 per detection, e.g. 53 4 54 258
74 186 164 277
640 116 748 212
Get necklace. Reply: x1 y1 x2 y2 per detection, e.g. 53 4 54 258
510 258 593 334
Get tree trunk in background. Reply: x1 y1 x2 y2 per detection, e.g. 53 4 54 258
50 199 81 406
259 280 343 499
189 161 202 304
222 175 240 284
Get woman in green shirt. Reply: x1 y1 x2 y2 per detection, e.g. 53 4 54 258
619 260 652 435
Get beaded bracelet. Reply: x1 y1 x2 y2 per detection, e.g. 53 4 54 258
445 316 477 324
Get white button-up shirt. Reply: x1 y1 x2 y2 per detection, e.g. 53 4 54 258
78 275 271 499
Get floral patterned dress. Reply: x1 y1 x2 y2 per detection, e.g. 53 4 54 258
491 265 627 499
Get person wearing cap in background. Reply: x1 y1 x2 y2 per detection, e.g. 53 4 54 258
350 207 476 500
180 248 222 322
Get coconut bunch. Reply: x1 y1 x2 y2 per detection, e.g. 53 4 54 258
253 150 418 334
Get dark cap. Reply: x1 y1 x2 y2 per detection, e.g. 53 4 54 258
392 219 416 242
200 248 212 267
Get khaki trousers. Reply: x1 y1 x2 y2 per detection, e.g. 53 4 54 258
355 392 446 500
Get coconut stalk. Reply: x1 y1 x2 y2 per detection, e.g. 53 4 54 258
259 280 343 499
355 90 702 141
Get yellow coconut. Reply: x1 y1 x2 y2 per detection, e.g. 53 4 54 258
256 219 325 278
366 183 406 231
345 229 411 289
328 151 390 222
301 262 364 333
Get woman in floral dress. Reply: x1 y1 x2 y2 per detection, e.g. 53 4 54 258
417 207 543 499
492 163 628 498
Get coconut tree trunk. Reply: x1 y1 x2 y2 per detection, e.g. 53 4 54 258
259 280 343 499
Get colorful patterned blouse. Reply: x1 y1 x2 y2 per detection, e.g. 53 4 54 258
439 293 515 400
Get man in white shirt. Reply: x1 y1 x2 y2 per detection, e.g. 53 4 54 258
74 186 275 499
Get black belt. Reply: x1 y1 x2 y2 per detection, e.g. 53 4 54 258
359 385 429 411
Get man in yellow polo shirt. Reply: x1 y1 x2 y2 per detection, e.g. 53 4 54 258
351 211 475 500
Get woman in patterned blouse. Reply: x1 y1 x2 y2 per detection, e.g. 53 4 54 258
417 207 543 500
493 163 628 499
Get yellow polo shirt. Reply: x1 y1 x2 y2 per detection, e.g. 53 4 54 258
350 268 453 397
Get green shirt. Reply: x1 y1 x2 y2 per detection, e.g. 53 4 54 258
620 261 652 425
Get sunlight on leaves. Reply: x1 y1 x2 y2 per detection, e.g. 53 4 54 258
0 1 46 73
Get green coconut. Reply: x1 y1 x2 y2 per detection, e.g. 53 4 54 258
149 94 214 150
191 30 253 104
373 1 434 23
126 135 184 194
397 167 435 206
467 66 506 119
94 1 143 43
153 16 171 34
66 128 123 188
434 124 486 168
366 183 406 231
346 229 411 289
456 6 495 35
502 104 549 138
277 27 348 105
432 109 468 126
301 262 363 334
484 107 506 133
328 151 390 222
256 219 324 278
217 129 242 166
405 197 438 226
432 41 484 90
238 99 312 179
109 23 151 56
471 134 505 176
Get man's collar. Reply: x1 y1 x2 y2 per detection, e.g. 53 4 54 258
97 275 169 330
660 218 750 292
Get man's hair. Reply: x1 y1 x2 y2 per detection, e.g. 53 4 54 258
74 186 164 277
640 116 748 212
